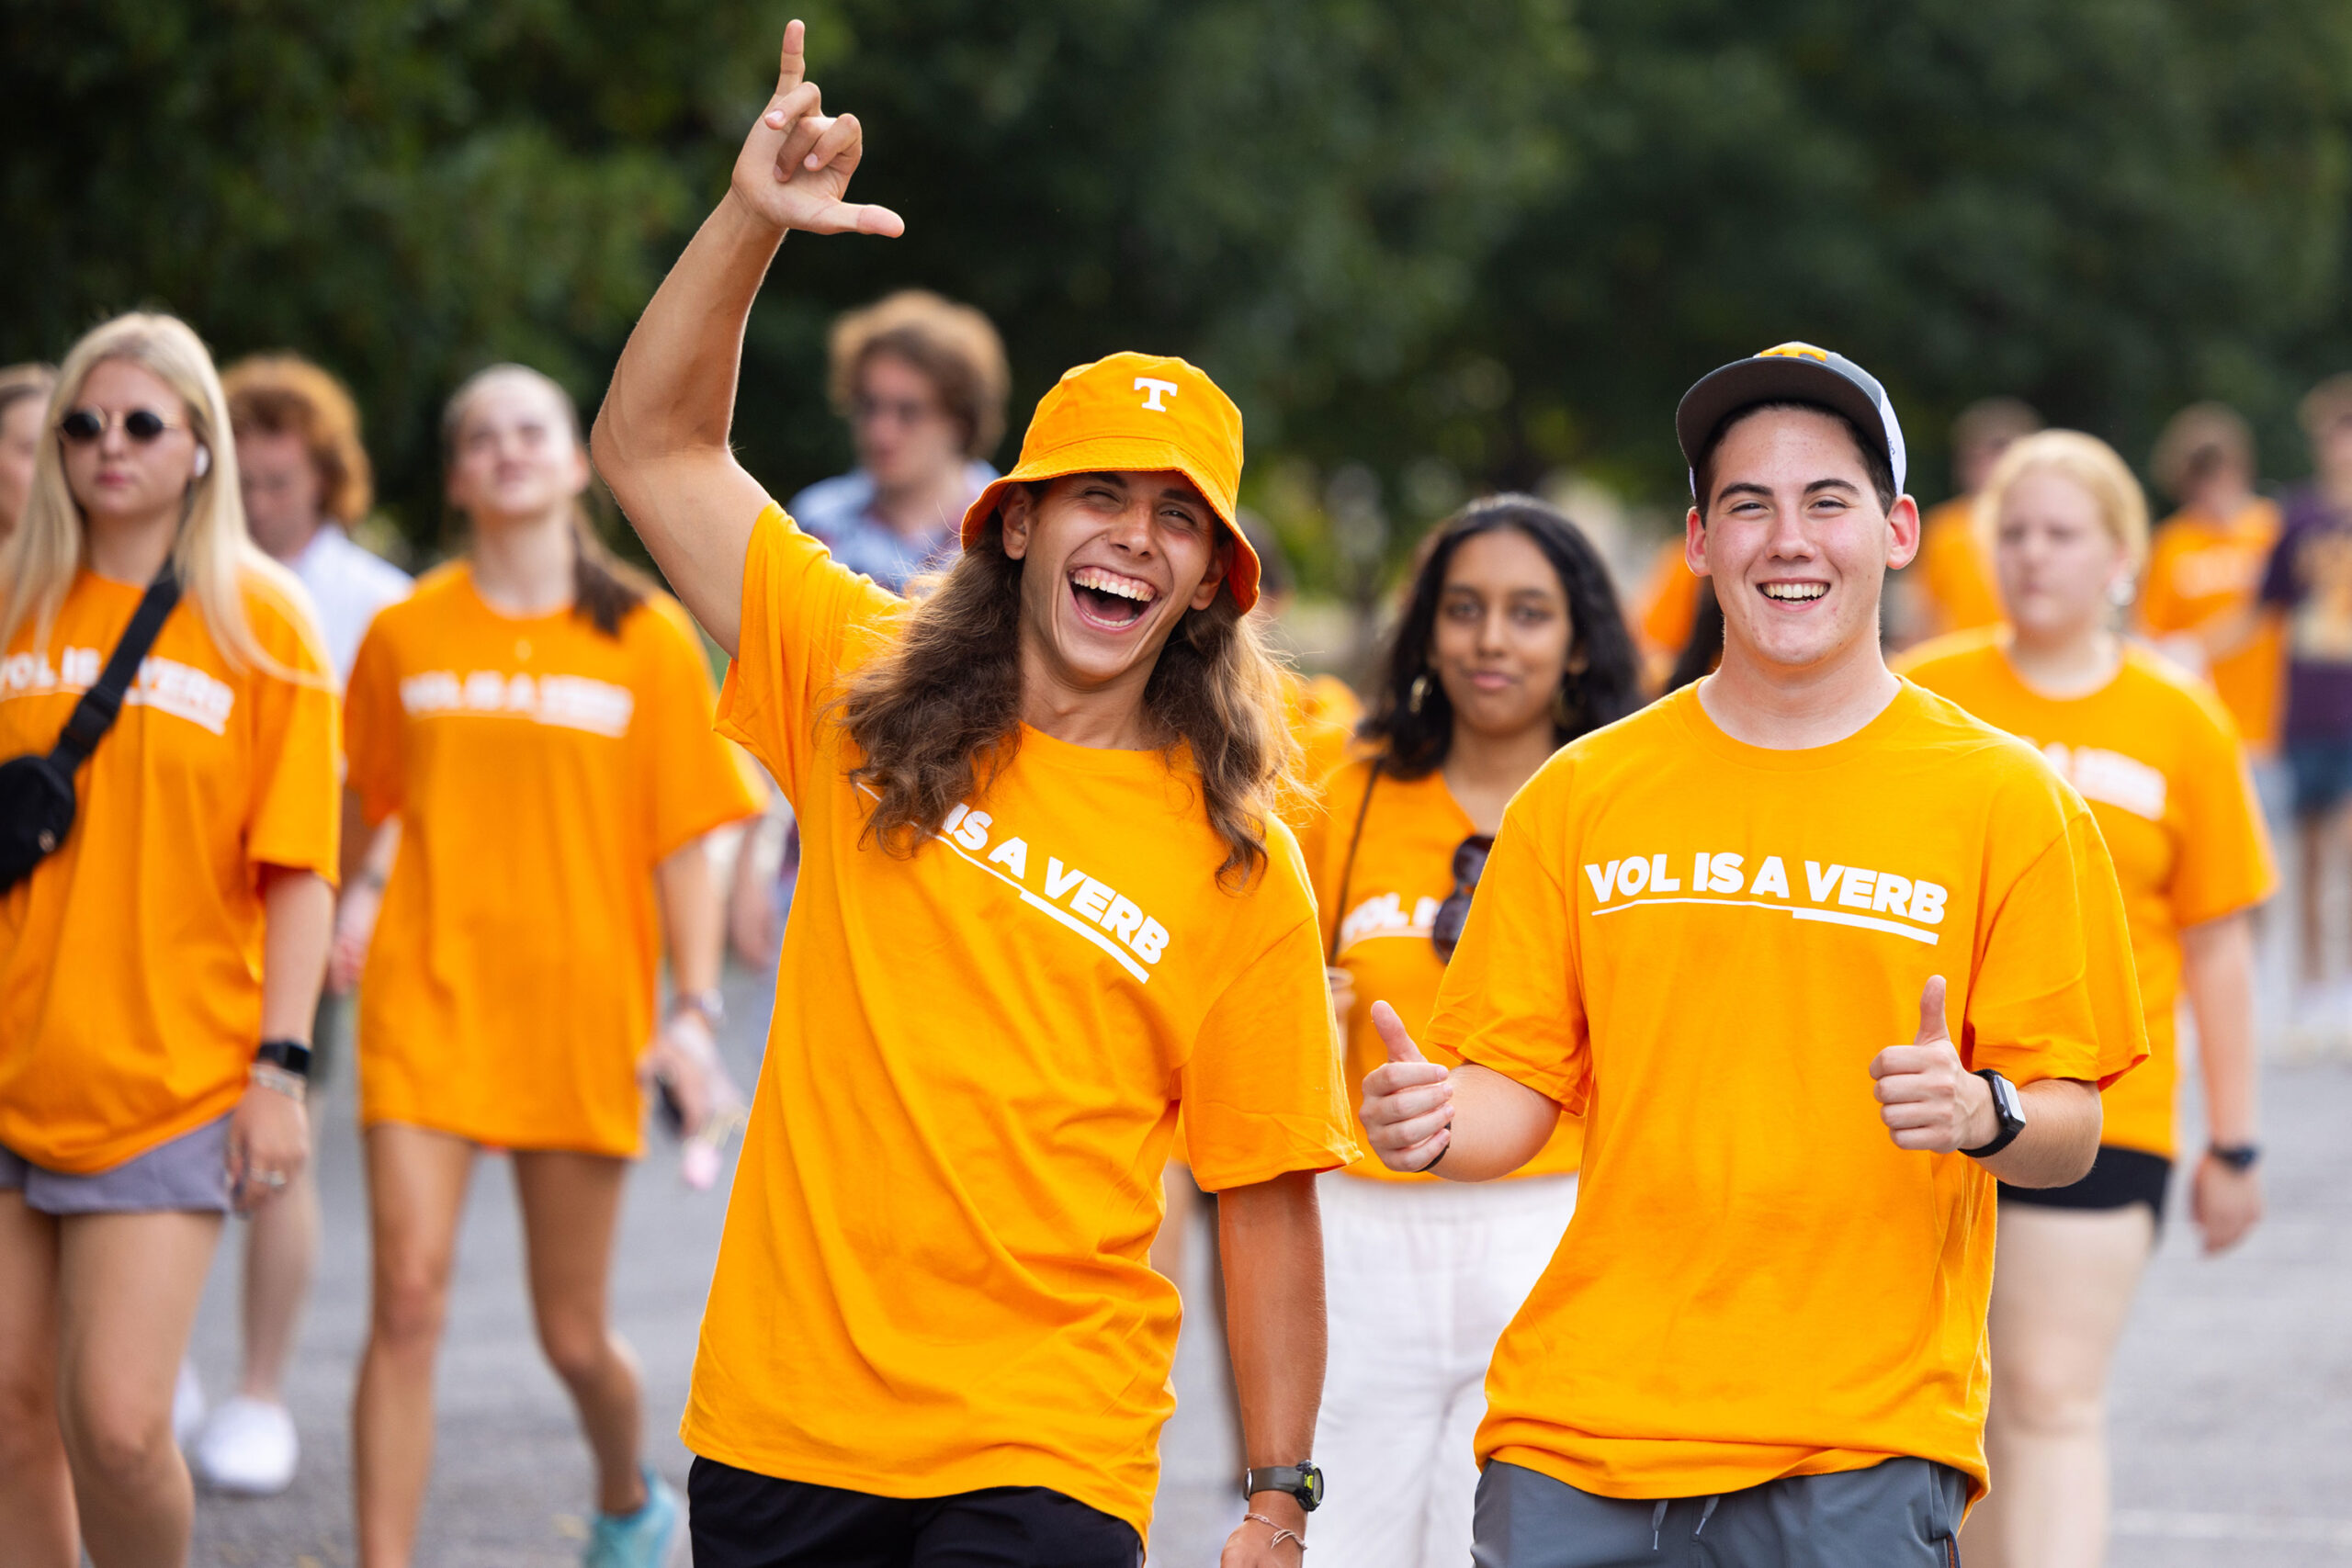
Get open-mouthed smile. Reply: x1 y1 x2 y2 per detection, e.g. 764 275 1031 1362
1758 581 1828 604
1069 564 1159 631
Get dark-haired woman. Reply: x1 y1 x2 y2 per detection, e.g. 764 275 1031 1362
338 366 761 1568
1301 496 1640 1568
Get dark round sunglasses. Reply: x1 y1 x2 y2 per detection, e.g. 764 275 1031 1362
1430 833 1494 964
57 407 187 444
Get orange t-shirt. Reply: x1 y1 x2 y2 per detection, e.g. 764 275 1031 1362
1637 540 1702 660
684 504 1358 1542
1913 496 2004 637
1424 682 2145 1503
0 568 340 1173
345 566 760 1156
1898 632 2275 1157
1283 669 1363 797
1300 758 1581 1182
2139 502 2286 752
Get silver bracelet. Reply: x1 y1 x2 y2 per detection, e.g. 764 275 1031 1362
249 1062 309 1103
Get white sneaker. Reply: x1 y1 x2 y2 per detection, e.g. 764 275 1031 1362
191 1396 299 1496
172 1360 205 1449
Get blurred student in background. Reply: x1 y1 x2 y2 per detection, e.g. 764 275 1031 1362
1901 396 2041 643
0 313 337 1568
2262 374 2352 1041
1631 536 1702 692
1242 512 1362 788
1305 495 1637 1567
168 354 413 1498
789 288 1007 592
2140 403 2285 804
1902 432 2272 1568
1 363 58 542
339 366 759 1568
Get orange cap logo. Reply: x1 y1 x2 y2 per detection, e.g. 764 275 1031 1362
960 352 1261 611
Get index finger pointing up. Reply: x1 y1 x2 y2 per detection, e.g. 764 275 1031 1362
777 18 807 96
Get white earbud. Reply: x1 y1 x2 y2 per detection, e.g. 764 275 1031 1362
191 444 211 479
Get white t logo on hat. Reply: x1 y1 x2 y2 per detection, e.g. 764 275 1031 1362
1134 378 1179 412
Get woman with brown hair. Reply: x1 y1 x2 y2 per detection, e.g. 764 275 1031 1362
0 313 336 1566
592 24 1354 1566
338 364 761 1568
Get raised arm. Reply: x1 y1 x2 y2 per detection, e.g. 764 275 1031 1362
591 18 902 657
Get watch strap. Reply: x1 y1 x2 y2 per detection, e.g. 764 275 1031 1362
1958 1068 2025 1159
2208 1141 2261 1171
254 1039 313 1080
1243 1463 1324 1511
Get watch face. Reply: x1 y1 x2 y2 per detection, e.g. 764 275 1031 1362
1300 1463 1324 1509
1994 1074 2025 1124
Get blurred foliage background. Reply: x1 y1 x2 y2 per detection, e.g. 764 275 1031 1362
8 0 2352 591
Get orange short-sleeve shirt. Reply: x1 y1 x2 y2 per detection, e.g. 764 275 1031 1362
345 566 760 1156
1424 683 2145 1503
2139 502 2286 752
1912 496 2004 637
1899 631 2276 1157
683 504 1358 1544
0 568 340 1173
1282 669 1362 806
1299 758 1581 1182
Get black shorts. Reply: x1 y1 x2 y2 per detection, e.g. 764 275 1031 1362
687 1457 1143 1568
1999 1144 2171 1223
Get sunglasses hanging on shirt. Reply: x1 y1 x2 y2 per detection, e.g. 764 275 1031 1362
1430 833 1495 964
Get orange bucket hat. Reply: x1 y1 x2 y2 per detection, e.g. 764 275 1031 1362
959 351 1261 612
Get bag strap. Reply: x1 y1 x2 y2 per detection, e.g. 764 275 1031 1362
1324 761 1380 965
51 564 182 771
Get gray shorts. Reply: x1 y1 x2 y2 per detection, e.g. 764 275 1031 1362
0 1115 233 1216
1474 1457 1965 1568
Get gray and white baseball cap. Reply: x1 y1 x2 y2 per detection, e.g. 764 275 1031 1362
1675 342 1907 501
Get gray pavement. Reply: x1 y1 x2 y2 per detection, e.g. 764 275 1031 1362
186 970 2352 1565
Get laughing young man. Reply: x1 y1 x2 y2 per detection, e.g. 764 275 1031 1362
1360 344 2147 1567
590 23 1353 1568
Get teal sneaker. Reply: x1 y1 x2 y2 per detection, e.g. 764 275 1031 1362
583 1466 683 1568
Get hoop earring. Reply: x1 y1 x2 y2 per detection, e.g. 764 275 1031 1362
1408 672 1432 715
1553 674 1580 729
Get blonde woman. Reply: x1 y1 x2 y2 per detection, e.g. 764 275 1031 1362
0 314 338 1567
338 365 760 1568
1901 431 2274 1568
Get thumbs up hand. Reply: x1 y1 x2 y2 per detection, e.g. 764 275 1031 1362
1869 976 1997 1153
1360 1001 1455 1174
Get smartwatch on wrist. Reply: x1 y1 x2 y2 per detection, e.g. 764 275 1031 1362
254 1039 313 1081
1243 1463 1324 1513
2208 1141 2261 1171
1959 1068 2026 1159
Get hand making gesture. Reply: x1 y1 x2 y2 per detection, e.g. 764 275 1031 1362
729 19 905 239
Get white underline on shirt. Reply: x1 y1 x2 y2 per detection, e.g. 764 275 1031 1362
932 835 1153 983
1593 894 1939 946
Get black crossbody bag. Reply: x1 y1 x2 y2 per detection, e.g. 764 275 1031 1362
0 565 182 894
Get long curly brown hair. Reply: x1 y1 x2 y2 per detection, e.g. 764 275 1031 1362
833 513 1299 892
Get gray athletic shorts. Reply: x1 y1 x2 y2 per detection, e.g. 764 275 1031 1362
0 1115 233 1216
1474 1456 1966 1568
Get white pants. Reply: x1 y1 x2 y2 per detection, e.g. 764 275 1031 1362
1313 1170 1578 1568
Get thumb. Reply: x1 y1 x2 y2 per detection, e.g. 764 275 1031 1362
1371 1000 1426 1065
1916 975 1950 1045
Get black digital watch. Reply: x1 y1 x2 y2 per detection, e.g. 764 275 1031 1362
1959 1068 2026 1159
1243 1462 1324 1513
254 1039 313 1080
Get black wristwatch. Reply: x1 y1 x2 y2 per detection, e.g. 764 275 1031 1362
1243 1463 1324 1513
1959 1068 2026 1159
2208 1141 2262 1171
254 1039 313 1080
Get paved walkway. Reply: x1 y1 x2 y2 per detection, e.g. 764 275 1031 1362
186 972 2352 1565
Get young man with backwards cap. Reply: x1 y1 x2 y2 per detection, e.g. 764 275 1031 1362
592 21 1354 1567
1359 344 2147 1565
